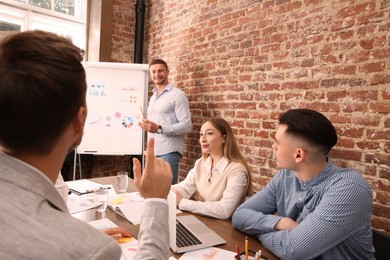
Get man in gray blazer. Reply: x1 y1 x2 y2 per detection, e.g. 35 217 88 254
0 30 172 260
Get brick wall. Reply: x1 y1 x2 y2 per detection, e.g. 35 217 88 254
109 0 390 233
111 0 135 62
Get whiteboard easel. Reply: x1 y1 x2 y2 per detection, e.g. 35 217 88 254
73 62 149 180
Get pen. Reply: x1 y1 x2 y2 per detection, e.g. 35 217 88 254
245 236 248 260
257 250 262 260
139 106 144 119
86 187 112 193
235 243 240 259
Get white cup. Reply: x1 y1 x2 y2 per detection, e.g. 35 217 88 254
94 187 108 212
116 171 129 193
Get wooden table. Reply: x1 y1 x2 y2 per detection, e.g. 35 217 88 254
71 176 278 259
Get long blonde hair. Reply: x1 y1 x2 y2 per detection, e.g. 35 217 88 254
201 117 251 194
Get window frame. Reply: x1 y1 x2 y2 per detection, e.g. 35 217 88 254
0 0 87 50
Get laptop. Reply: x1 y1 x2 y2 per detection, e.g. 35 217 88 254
168 191 226 253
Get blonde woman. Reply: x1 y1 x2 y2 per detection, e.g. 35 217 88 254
172 117 251 219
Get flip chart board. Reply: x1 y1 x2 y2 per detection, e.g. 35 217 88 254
77 62 149 155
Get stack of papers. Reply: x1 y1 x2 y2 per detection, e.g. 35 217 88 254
66 179 109 195
66 179 116 214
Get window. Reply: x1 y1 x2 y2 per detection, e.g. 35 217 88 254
0 0 87 49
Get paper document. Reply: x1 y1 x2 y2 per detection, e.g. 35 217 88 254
67 193 96 214
179 247 265 260
88 218 139 260
108 192 145 225
179 247 236 259
67 182 116 214
88 217 118 229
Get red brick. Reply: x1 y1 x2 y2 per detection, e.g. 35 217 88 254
322 54 341 63
382 89 390 100
379 168 390 180
240 93 254 101
372 203 390 218
359 39 375 50
371 217 390 233
302 58 315 67
370 102 390 113
282 81 319 90
285 92 304 100
310 44 332 55
367 130 390 140
254 130 270 139
359 62 386 73
356 141 381 150
330 148 362 161
276 1 302 14
384 142 390 153
329 115 351 124
338 127 364 138
371 74 390 85
352 114 381 127
332 65 356 75
342 103 368 113
321 78 366 88
337 2 375 18
238 129 254 137
346 51 370 63
312 67 331 78
337 138 355 149
261 43 282 52
268 93 284 101
372 48 390 59
273 61 299 69
327 91 347 100
330 19 355 31
271 33 288 43
309 102 341 112
351 90 378 101
365 153 390 166
385 118 390 128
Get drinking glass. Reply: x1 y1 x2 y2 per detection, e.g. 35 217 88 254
116 171 129 193
93 187 108 212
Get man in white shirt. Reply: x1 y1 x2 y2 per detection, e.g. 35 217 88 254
139 59 192 184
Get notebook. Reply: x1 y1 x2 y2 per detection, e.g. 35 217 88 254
168 191 226 253
107 192 145 225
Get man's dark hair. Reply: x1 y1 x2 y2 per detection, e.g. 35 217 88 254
149 59 168 70
279 109 338 155
0 30 86 155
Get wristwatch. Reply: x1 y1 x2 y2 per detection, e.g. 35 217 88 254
157 125 163 134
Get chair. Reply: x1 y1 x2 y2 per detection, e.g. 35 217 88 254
372 229 390 260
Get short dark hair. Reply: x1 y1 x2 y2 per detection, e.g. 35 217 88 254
279 109 338 155
149 59 168 70
0 30 86 155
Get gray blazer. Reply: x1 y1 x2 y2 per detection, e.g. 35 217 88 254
135 200 170 260
0 152 169 260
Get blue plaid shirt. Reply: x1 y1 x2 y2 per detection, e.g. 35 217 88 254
232 160 375 260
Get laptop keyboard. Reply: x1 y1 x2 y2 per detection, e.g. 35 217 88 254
176 220 202 248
